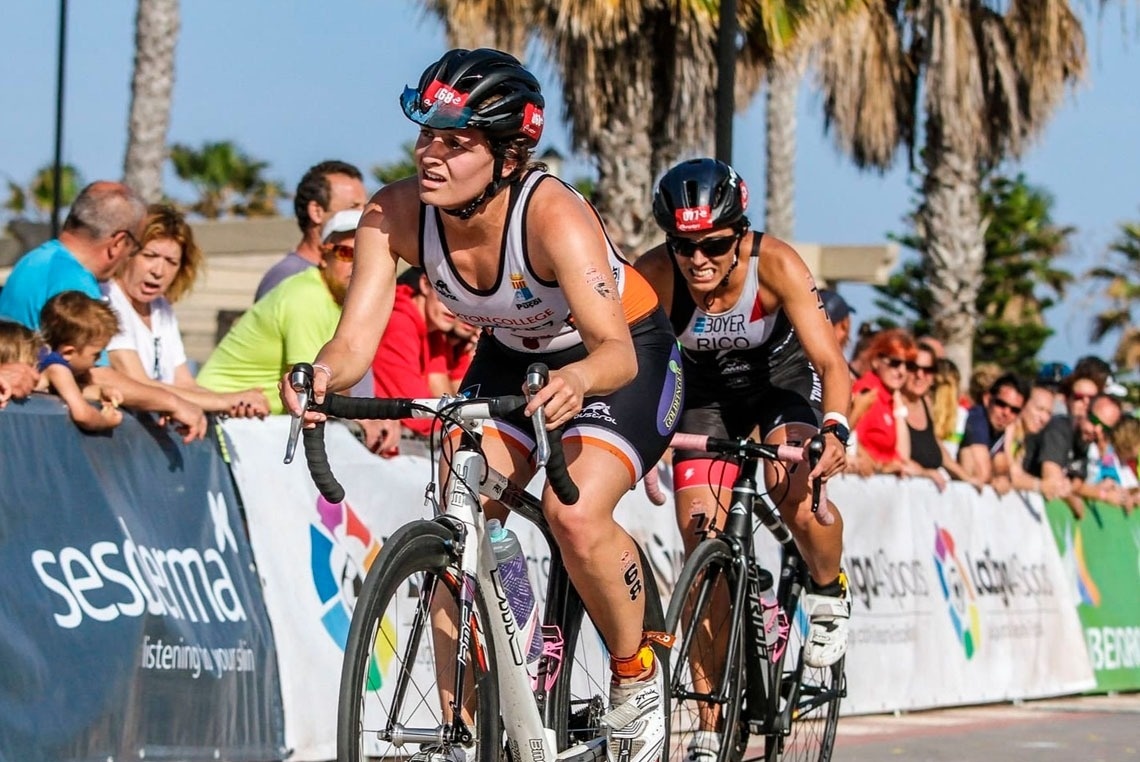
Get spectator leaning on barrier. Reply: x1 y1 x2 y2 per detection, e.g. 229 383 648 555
36 291 125 432
1109 416 1140 513
103 204 269 418
931 357 967 459
958 372 1029 492
368 266 461 454
0 181 206 442
850 328 917 476
1077 395 1127 509
1026 373 1099 518
899 341 980 491
254 160 367 301
995 382 1061 497
199 209 363 413
0 321 40 408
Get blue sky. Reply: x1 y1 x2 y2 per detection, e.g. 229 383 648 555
2 1 1137 365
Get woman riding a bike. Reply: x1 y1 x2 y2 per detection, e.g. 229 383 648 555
634 158 852 672
281 48 679 762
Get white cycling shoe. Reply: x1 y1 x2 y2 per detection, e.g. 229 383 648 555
409 744 474 762
686 730 722 761
802 573 852 669
602 663 666 762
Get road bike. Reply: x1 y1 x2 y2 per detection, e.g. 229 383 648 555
284 362 670 762
657 432 846 762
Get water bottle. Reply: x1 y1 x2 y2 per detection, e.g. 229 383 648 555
488 519 543 663
753 565 786 660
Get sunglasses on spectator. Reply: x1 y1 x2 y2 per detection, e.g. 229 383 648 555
991 398 1023 415
1088 411 1109 431
1068 392 1094 403
906 361 935 374
879 355 907 369
666 231 742 258
322 243 355 262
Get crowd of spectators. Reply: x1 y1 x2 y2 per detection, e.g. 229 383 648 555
1 172 1134 520
822 290 1138 516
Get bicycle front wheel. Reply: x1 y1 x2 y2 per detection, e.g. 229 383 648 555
762 624 844 761
665 538 747 762
337 520 501 762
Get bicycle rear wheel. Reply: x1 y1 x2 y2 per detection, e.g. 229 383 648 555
665 538 748 762
761 617 843 762
548 542 671 759
337 520 501 762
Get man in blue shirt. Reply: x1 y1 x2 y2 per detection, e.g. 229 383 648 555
0 181 206 441
958 372 1029 490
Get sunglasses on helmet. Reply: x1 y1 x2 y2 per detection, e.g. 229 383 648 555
400 85 475 130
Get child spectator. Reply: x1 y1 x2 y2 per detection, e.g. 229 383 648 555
37 291 124 431
0 321 40 408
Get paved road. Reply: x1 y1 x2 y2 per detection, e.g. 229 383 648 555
823 693 1140 761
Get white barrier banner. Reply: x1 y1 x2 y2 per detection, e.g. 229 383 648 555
831 475 1095 713
223 418 1094 756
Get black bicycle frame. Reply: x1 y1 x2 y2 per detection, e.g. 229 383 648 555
716 454 811 737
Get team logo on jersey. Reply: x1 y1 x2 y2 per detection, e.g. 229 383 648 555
434 279 457 300
511 272 542 310
692 313 749 351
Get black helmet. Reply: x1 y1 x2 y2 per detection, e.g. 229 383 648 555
652 158 750 234
400 48 545 146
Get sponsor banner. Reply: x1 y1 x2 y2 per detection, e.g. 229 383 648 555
832 476 1095 714
0 396 284 762
1044 499 1140 691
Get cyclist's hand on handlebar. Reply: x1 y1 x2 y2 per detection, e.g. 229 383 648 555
808 431 847 482
523 366 587 429
278 367 328 426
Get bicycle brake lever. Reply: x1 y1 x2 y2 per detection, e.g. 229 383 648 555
525 363 550 467
806 434 826 514
284 363 314 465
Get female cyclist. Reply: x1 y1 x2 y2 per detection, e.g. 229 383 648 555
635 158 852 672
281 48 680 762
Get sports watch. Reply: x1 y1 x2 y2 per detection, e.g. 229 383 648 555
821 422 850 446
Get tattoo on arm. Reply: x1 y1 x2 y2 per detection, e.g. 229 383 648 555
584 266 619 301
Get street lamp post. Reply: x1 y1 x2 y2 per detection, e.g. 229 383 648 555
51 0 69 237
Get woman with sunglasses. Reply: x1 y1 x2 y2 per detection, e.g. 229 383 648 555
634 158 852 678
281 48 681 761
897 341 981 490
104 204 269 419
848 328 917 475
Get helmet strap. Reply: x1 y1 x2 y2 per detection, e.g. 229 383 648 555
441 149 511 220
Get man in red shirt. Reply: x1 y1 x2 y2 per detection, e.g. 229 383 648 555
369 267 464 452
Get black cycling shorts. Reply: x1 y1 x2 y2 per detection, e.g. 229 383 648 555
674 371 820 465
461 307 682 484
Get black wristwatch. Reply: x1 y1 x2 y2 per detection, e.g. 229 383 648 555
821 422 850 446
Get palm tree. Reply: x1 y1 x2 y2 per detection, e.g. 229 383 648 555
817 0 1086 378
169 141 286 219
5 164 83 221
420 0 531 58
1089 214 1140 371
123 0 180 202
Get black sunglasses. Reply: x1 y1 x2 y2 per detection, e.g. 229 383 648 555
991 398 1023 415
666 231 742 258
906 361 935 374
879 355 907 369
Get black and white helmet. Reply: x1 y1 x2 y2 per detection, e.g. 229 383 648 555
400 48 545 146
652 158 750 234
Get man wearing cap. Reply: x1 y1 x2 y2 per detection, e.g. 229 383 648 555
254 160 367 301
198 210 364 415
818 288 855 354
